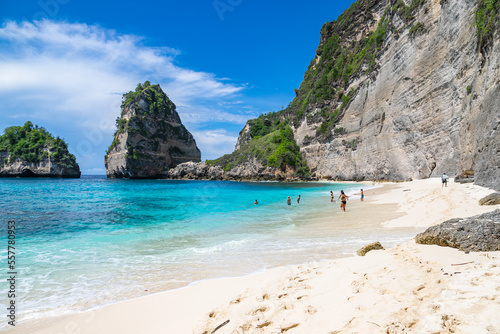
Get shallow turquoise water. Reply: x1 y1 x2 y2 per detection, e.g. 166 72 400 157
0 176 419 325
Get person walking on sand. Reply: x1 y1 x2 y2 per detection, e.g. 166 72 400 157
338 190 349 212
287 196 291 205
360 189 364 201
297 195 301 204
442 173 448 187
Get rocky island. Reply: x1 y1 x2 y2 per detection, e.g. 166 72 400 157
170 0 500 191
105 82 201 178
0 121 80 178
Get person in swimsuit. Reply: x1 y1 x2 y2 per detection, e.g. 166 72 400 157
254 199 258 205
360 189 364 201
287 196 291 205
330 191 334 203
297 195 301 204
338 190 349 212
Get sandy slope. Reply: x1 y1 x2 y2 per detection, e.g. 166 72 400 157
12 178 500 334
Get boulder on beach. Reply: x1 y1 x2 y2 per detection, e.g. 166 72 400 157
415 210 500 252
357 242 385 256
479 193 500 206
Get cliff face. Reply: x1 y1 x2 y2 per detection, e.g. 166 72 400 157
0 122 80 178
292 0 500 189
105 82 201 179
210 0 499 188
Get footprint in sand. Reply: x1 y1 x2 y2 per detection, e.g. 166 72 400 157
230 296 243 304
281 323 299 332
250 307 268 316
306 305 317 314
256 321 272 329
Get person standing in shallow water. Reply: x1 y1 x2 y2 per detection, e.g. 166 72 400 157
287 196 291 205
297 195 301 204
360 189 364 201
254 199 258 205
338 190 349 212
330 191 334 203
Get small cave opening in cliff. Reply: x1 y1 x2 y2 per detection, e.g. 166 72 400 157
20 169 36 177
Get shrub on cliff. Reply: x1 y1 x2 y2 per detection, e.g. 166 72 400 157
0 121 77 168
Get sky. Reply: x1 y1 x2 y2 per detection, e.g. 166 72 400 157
0 0 354 175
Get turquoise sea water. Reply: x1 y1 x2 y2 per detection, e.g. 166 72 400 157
0 176 420 327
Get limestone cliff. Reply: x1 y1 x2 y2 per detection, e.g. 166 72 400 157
289 0 500 190
193 0 499 188
0 121 80 178
105 82 201 179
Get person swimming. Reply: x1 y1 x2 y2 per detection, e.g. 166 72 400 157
254 199 258 205
338 190 349 212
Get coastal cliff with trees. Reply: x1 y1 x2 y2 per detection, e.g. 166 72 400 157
105 82 201 179
169 0 500 190
0 121 80 178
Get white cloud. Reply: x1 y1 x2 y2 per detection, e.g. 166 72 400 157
191 129 239 160
0 19 256 172
0 20 244 122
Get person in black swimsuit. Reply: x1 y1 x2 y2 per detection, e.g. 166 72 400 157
338 190 349 212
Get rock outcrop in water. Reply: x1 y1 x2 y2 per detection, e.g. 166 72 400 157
415 210 500 251
105 82 201 179
177 0 500 188
0 121 80 178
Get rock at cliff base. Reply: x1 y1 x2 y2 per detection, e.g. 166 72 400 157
479 193 500 206
357 242 385 256
455 170 475 184
415 210 500 252
105 82 200 179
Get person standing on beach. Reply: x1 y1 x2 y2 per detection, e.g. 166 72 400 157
297 195 301 204
287 196 291 205
330 191 334 203
442 173 448 187
338 190 349 212
360 189 364 201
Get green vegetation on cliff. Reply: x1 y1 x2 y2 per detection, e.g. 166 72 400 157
208 116 310 178
0 121 77 168
107 81 178 155
475 0 500 50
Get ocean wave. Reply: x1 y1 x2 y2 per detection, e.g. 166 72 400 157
187 239 251 254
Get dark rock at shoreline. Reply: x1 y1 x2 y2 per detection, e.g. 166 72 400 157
415 210 500 252
357 242 385 256
479 193 500 206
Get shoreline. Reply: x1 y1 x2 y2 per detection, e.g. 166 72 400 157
10 178 500 333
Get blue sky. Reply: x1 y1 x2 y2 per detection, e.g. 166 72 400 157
0 0 354 174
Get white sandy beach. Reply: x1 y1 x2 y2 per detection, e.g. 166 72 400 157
12 178 500 334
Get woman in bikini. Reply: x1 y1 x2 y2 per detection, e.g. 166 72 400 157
338 190 349 212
